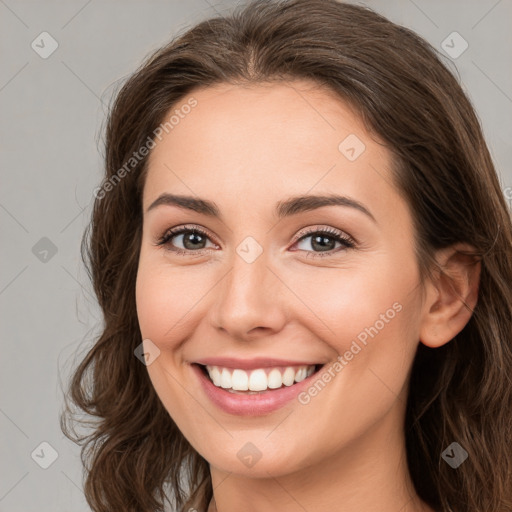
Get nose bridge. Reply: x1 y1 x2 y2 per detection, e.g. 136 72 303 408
212 239 286 338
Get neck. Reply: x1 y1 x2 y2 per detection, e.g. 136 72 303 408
207 402 434 512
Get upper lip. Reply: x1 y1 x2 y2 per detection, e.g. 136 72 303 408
193 357 324 370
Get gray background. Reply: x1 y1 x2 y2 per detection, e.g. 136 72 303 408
1 1 511 510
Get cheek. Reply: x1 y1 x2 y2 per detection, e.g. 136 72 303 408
135 264 170 341
282 258 414 356
135 258 206 440
287 287 419 466
135 255 210 343
282 253 421 415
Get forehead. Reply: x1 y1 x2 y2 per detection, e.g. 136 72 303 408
142 80 401 222
147 80 372 166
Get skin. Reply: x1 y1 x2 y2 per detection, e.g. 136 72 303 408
135 80 479 512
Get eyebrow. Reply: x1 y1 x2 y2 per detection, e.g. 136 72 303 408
146 193 376 223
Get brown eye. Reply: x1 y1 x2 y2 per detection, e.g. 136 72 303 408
293 228 355 258
157 226 217 254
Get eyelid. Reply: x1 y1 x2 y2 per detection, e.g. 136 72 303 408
292 225 355 244
156 223 357 256
156 224 219 247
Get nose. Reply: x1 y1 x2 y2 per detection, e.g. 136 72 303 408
209 247 288 341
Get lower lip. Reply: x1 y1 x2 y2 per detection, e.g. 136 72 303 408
192 364 320 416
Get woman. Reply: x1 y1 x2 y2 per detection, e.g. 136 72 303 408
61 1 512 511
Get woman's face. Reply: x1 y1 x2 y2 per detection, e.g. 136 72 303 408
136 80 426 477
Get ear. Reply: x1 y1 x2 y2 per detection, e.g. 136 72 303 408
419 243 481 348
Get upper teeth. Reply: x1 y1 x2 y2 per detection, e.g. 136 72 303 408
205 365 316 391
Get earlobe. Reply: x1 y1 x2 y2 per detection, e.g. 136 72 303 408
419 244 481 349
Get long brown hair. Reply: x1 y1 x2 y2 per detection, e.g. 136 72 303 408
60 1 512 510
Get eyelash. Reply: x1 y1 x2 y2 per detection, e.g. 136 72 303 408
155 224 356 259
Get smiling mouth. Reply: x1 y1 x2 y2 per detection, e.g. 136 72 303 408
196 363 324 394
